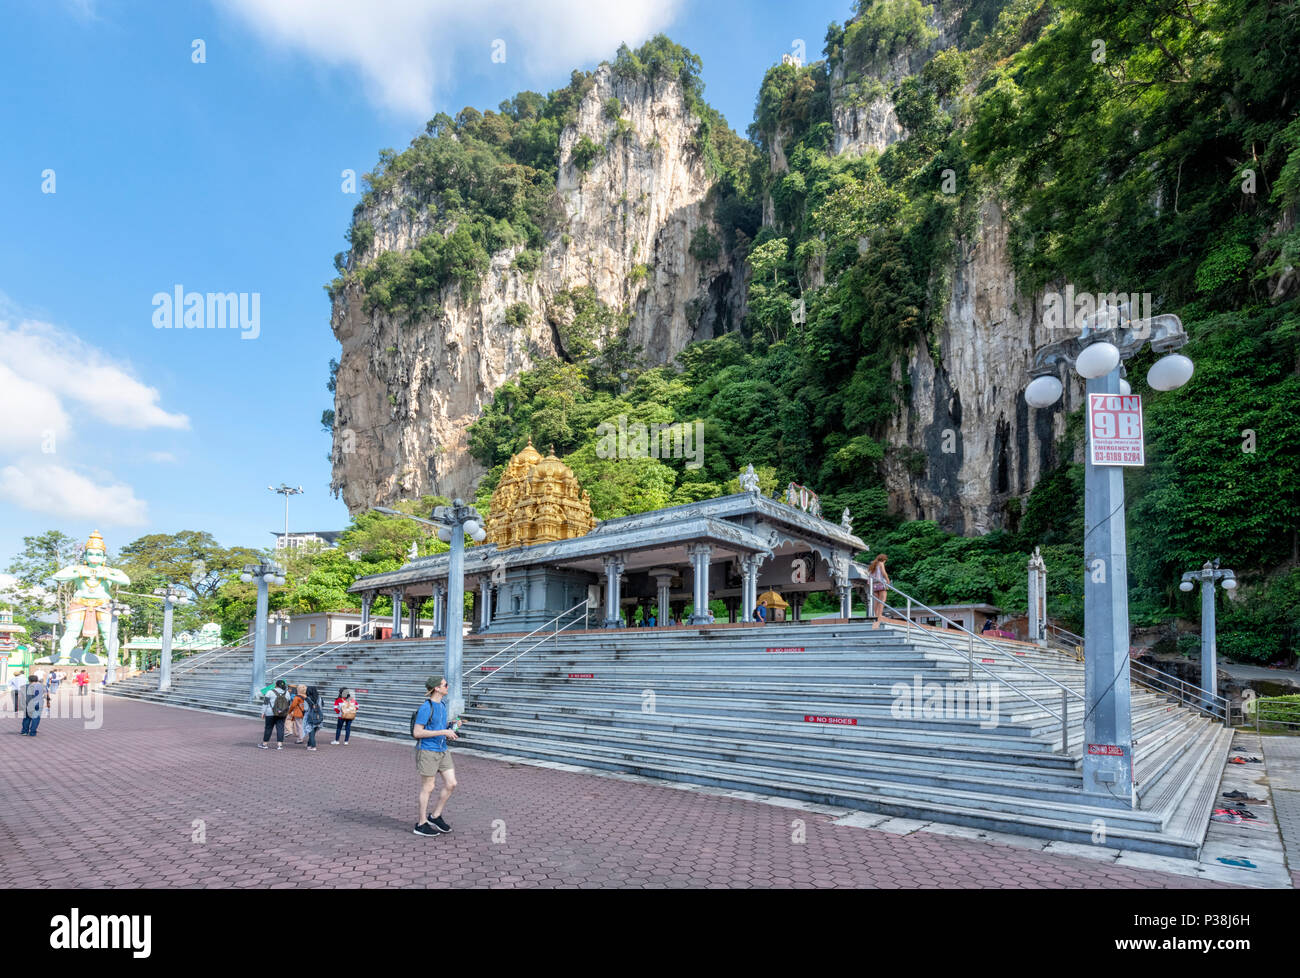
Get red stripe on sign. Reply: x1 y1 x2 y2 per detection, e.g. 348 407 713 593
568 673 594 679
1014 651 1026 656
479 666 498 672
803 715 858 726
980 658 995 663
765 647 805 653
355 689 368 694
335 665 347 669
1087 744 1125 756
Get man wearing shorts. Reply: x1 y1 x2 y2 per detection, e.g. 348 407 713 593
412 676 458 836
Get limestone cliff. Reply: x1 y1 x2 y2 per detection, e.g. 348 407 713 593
330 64 743 511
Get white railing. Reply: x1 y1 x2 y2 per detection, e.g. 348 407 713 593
170 633 254 676
268 636 360 681
465 599 591 690
879 583 1083 752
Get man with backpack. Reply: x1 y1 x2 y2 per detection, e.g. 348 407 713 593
411 676 459 836
259 679 291 750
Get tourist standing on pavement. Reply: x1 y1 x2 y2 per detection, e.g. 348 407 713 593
47 669 61 702
412 676 459 836
9 671 25 712
867 555 890 626
303 686 323 751
288 685 307 744
75 669 89 696
332 688 357 744
259 679 291 750
20 675 46 736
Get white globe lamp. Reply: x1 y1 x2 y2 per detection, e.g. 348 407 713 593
1024 375 1063 408
1075 341 1121 379
1147 353 1194 391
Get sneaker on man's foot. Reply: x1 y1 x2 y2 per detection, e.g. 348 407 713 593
413 821 439 837
276 744 283 750
331 741 339 745
430 815 451 833
258 743 269 749
307 746 318 751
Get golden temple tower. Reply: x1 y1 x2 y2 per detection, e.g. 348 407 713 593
484 440 596 549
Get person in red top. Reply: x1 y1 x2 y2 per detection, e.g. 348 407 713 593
75 670 90 696
332 688 357 744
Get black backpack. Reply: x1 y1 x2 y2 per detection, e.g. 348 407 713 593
272 689 291 717
410 697 432 740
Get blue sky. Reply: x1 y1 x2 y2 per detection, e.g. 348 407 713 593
0 0 852 568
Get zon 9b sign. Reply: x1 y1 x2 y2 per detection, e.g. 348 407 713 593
1088 393 1144 467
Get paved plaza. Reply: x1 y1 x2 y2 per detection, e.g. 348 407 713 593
0 692 1263 889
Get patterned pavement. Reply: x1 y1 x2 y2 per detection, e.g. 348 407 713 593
1259 735 1300 888
0 692 1235 889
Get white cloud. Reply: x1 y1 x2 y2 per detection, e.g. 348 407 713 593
0 462 148 526
146 451 178 464
0 318 189 432
0 363 69 453
213 0 684 117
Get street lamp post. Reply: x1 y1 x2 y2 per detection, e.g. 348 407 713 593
1024 305 1194 804
269 484 304 550
374 501 486 722
1180 560 1237 711
107 601 131 684
152 586 191 692
240 562 285 700
268 609 291 645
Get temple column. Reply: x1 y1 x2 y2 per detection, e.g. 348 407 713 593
602 555 626 629
650 571 674 629
687 544 714 625
391 588 404 639
432 584 446 637
360 594 372 634
740 553 764 622
480 579 493 632
725 597 738 623
409 600 419 638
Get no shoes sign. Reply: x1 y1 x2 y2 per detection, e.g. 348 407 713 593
1088 393 1145 467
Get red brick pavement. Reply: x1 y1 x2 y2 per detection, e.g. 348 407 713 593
0 694 1232 889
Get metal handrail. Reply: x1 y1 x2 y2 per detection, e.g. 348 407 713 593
171 633 254 676
1129 658 1230 722
877 593 1075 752
465 599 591 689
1046 623 1084 661
883 582 1085 702
268 636 359 680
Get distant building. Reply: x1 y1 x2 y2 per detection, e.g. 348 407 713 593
272 530 343 552
268 611 438 644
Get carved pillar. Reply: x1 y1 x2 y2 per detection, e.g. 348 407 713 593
409 599 419 638
432 584 447 637
739 553 765 622
390 588 404 639
1028 548 1047 645
480 579 493 632
360 594 372 632
687 544 714 625
602 555 626 629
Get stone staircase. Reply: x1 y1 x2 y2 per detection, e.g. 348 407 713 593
106 621 1232 858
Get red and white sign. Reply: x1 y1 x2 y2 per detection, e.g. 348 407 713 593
479 666 499 672
1087 744 1126 757
1088 394 1145 466
568 673 594 679
765 647 805 654
803 715 857 726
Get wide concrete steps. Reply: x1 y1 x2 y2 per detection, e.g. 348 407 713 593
105 623 1232 858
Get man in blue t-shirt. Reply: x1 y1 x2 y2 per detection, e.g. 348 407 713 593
412 676 459 837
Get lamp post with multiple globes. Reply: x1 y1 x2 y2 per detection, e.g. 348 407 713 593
1024 304 1194 803
1180 560 1237 712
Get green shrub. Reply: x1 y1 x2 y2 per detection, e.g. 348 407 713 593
572 135 604 172
689 226 721 263
504 302 532 328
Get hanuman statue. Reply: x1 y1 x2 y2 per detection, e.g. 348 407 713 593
52 531 129 663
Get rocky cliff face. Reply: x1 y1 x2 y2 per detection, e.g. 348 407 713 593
330 65 742 511
880 200 1080 533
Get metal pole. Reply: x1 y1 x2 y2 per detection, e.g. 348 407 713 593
1201 573 1217 712
445 519 466 720
1082 366 1134 803
250 576 269 700
1061 687 1069 753
159 597 174 692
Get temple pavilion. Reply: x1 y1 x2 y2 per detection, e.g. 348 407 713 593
348 442 871 636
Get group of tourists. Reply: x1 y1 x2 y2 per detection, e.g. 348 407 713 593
258 680 359 750
254 675 462 839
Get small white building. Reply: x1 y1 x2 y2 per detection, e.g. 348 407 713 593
268 611 438 645
903 603 1002 634
272 530 344 553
